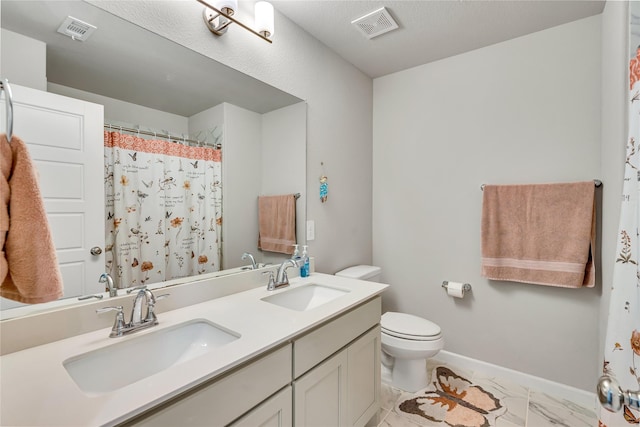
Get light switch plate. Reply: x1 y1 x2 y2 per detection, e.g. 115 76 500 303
306 220 315 241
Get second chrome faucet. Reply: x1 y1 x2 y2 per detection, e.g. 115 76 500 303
265 258 303 291
96 288 169 338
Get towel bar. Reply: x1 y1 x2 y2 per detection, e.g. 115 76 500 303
0 78 14 142
481 179 602 191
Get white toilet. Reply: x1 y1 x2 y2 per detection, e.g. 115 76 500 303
335 265 444 392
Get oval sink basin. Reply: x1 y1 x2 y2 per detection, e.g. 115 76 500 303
63 319 240 396
261 284 350 311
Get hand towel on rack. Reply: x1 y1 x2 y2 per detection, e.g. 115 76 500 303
258 194 297 255
481 181 596 288
0 134 63 303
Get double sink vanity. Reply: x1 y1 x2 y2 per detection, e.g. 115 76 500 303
0 267 388 426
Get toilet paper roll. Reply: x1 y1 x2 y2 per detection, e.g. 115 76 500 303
446 281 465 298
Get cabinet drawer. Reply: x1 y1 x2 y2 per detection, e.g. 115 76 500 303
122 344 292 427
293 297 380 378
230 385 292 427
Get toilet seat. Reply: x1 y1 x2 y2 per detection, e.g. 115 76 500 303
381 312 441 341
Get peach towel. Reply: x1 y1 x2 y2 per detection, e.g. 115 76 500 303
481 181 595 288
258 194 297 255
1 134 63 303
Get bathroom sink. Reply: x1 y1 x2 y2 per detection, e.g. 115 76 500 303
261 284 350 311
63 319 240 396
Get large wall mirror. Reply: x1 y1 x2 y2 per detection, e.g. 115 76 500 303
0 0 306 318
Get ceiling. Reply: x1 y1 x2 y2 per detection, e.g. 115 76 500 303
0 1 302 116
271 0 606 78
0 1 606 116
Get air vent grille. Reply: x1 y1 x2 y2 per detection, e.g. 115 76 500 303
57 16 96 42
351 7 398 39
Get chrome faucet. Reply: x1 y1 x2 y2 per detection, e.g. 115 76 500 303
241 252 258 269
99 273 117 297
130 289 151 326
265 259 298 291
96 288 169 337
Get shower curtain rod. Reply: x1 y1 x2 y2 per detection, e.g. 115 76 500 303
104 124 221 149
480 179 602 191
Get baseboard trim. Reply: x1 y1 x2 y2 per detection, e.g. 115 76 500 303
434 350 597 410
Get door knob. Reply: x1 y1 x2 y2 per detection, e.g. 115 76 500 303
90 246 103 256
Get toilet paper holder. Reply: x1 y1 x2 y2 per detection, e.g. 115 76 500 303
441 281 472 293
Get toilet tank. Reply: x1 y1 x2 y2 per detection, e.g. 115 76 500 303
335 265 382 282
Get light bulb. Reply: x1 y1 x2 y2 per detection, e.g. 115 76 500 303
213 0 237 15
255 1 274 37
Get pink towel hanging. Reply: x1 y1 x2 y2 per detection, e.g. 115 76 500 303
481 181 596 288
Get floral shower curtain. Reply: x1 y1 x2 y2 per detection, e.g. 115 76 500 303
597 34 640 425
104 131 223 288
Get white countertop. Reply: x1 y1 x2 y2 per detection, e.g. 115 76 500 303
0 273 387 427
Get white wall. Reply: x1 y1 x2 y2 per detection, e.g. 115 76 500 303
49 83 189 135
223 103 262 269
87 0 374 274
260 102 307 266
0 29 47 91
373 16 603 391
598 1 628 376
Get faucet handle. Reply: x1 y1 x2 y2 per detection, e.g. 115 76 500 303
263 271 276 291
78 294 104 300
96 306 126 337
155 293 170 301
144 292 170 323
126 285 147 294
96 305 123 314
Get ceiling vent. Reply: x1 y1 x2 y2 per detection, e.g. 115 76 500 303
351 7 398 39
57 16 96 42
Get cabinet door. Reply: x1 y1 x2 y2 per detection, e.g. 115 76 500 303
294 349 348 427
348 326 381 427
230 386 292 427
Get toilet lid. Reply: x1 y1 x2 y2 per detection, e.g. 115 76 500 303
381 312 441 339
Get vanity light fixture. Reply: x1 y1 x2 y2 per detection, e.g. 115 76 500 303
198 0 274 43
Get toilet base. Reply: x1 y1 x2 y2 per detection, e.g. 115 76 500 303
390 358 428 392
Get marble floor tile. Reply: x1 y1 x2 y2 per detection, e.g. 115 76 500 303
379 409 439 427
371 408 391 427
471 372 529 399
471 374 529 427
527 390 597 427
527 401 595 427
380 361 595 427
426 358 474 382
528 389 596 419
381 383 404 410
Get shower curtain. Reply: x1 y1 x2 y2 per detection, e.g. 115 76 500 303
104 131 222 288
597 38 640 425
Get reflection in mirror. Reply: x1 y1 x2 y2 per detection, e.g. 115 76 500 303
0 0 306 319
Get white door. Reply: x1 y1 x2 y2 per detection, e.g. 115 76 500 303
1 83 104 307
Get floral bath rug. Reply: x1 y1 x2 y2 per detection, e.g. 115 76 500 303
396 366 507 427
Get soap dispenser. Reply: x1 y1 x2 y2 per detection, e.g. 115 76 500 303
292 244 300 260
300 245 310 277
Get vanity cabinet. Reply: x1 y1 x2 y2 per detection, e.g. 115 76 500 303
293 297 381 427
121 296 381 427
